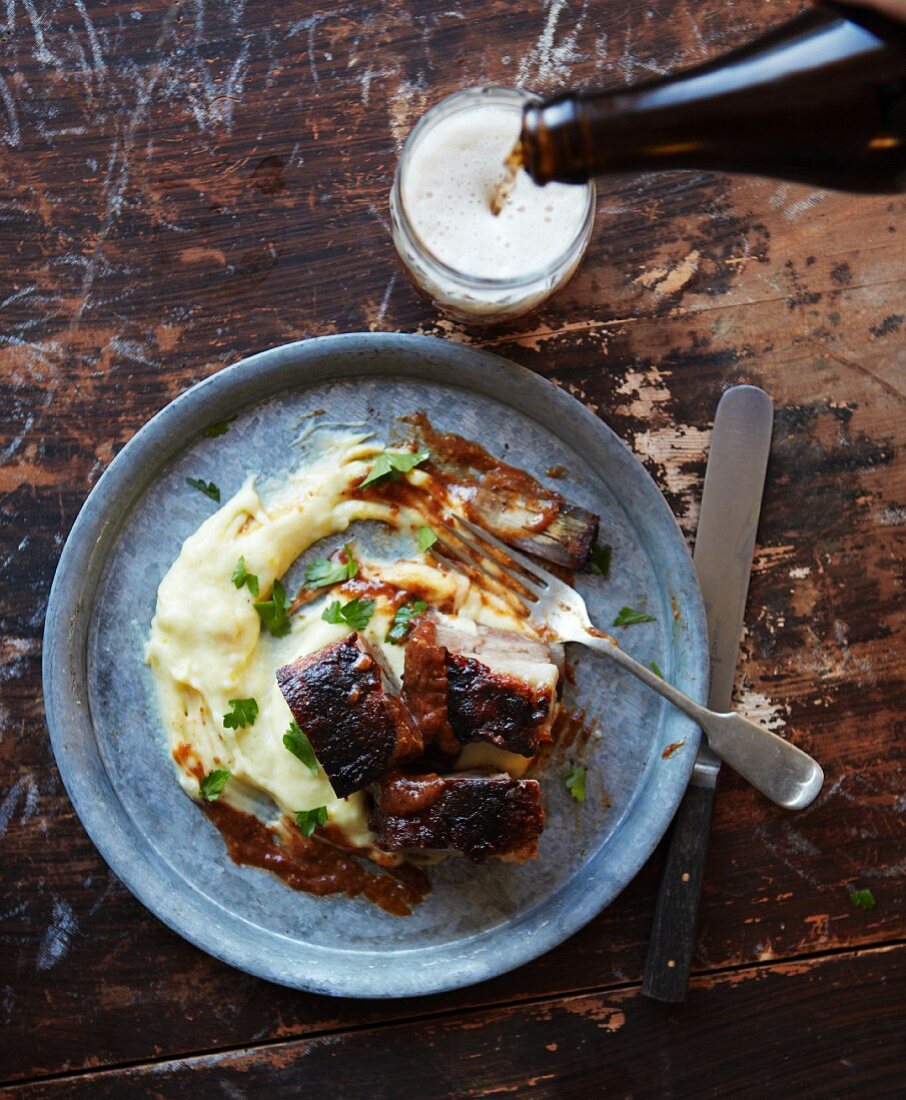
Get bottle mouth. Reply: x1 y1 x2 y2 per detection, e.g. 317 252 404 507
521 95 593 187
393 86 596 290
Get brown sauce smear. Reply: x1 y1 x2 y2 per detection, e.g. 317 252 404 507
405 412 561 504
338 574 453 615
405 412 506 475
404 413 562 538
172 742 195 769
337 575 409 606
354 454 452 515
551 707 598 752
532 705 599 772
587 625 620 647
204 800 430 917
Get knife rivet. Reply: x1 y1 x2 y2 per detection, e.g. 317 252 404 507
681 872 690 883
667 960 676 969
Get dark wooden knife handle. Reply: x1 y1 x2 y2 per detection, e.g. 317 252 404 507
641 781 717 1002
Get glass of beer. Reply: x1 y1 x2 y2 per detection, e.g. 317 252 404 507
390 87 596 325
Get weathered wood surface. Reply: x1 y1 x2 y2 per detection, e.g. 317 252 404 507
10 946 906 1099
1 0 903 1092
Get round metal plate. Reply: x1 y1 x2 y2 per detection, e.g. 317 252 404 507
43 332 707 998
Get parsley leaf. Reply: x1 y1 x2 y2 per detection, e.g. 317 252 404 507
590 544 612 577
417 525 438 552
223 698 258 729
231 556 259 598
283 720 319 774
295 806 329 837
847 886 876 910
306 559 349 587
360 452 394 486
254 579 292 637
322 600 344 624
386 599 427 644
186 477 221 502
360 449 431 488
200 768 231 801
564 764 586 803
203 417 235 438
613 606 656 627
322 597 375 631
649 660 664 679
389 450 430 473
341 597 375 630
305 543 359 588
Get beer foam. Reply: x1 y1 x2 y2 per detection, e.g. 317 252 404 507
401 102 589 281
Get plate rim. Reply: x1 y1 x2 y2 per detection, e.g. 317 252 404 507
43 332 708 998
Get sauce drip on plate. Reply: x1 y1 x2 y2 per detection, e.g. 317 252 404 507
204 800 430 917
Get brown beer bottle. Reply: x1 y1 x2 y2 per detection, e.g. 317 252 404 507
518 3 906 193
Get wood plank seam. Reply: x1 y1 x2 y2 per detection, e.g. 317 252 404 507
3 937 903 1092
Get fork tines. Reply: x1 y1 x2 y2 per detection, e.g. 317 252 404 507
433 515 549 602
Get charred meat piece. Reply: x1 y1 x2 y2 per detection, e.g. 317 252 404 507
371 771 544 863
469 473 599 571
399 621 459 757
510 499 598 570
276 633 421 798
403 614 558 757
445 655 550 756
402 415 599 570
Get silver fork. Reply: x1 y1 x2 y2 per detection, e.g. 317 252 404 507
437 516 824 811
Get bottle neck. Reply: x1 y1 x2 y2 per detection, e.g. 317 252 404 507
520 3 906 193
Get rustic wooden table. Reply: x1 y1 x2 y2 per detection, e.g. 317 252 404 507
2 0 904 1095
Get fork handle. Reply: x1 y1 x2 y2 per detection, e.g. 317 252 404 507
698 710 823 810
581 634 823 810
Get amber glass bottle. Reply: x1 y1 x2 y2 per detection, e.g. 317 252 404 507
519 4 906 193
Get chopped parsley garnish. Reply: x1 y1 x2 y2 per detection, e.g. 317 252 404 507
322 600 344 624
222 698 258 729
322 597 375 631
649 660 664 679
186 477 221 502
231 556 259 598
360 449 431 488
590 544 612 577
417 525 438 552
305 543 359 588
386 599 427 644
564 764 586 803
283 720 319 774
295 806 328 837
203 417 235 438
847 886 876 910
613 606 656 627
200 768 231 801
254 579 292 637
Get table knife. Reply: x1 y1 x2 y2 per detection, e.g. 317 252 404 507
642 384 774 1003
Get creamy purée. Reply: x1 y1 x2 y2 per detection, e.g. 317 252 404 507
146 433 549 854
390 88 595 323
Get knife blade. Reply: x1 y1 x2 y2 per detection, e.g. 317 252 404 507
641 384 773 1003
